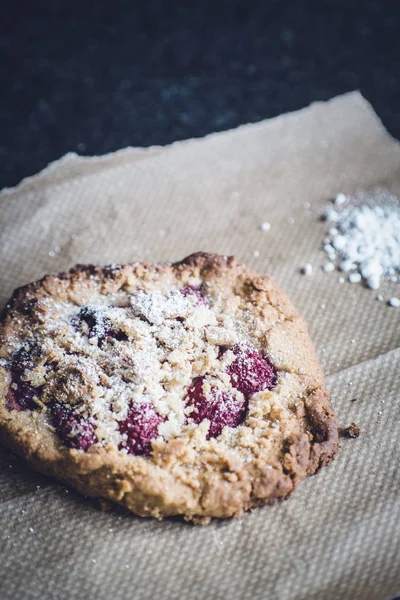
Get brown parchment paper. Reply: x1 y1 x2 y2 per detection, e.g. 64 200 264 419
0 91 399 600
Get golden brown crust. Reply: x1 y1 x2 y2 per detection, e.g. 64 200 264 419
0 252 338 522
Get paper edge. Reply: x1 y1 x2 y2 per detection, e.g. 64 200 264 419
2 91 398 199
0 145 165 197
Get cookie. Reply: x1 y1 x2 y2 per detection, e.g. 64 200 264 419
0 252 338 523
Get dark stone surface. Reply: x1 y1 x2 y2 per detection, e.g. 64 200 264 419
1 0 399 189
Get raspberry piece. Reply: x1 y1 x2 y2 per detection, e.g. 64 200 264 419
77 306 97 332
6 347 42 411
180 285 208 306
186 377 247 439
118 402 164 456
51 402 97 451
75 307 127 345
226 342 277 397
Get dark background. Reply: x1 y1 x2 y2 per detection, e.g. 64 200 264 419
1 0 399 190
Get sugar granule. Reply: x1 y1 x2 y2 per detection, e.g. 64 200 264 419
301 263 313 276
388 297 400 308
348 273 361 284
334 193 346 206
322 262 335 273
321 189 400 290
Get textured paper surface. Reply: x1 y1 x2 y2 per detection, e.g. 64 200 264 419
0 92 399 600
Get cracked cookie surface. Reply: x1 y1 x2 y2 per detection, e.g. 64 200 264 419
0 252 338 522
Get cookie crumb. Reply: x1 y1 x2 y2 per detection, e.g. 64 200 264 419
341 422 361 438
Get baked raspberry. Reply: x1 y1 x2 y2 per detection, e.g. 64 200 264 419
186 377 247 438
180 285 208 306
75 307 127 345
118 402 164 456
225 342 276 397
51 402 97 450
6 347 42 411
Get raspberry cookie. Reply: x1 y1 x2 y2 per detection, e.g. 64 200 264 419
0 253 337 522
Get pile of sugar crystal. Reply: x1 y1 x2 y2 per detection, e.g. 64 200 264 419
322 191 400 292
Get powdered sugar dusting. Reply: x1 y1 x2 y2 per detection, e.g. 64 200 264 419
130 289 193 325
6 281 271 452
